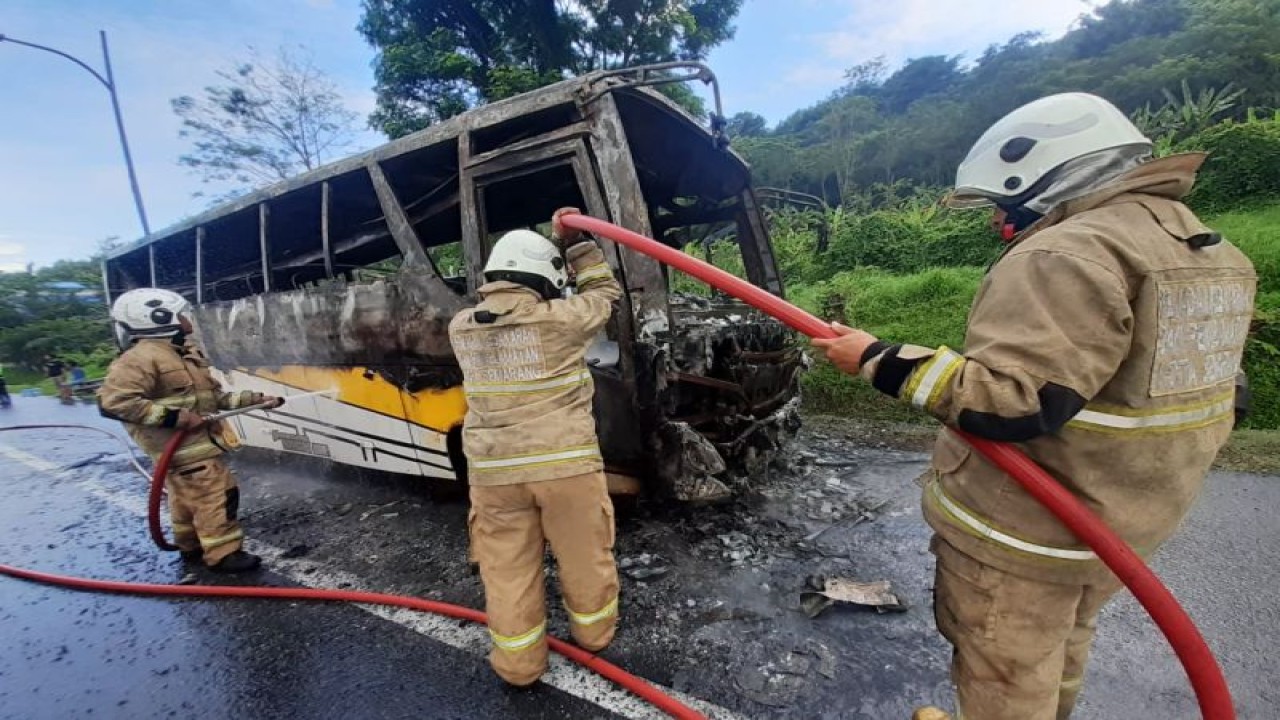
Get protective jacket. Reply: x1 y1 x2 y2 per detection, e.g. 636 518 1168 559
449 240 621 486
98 338 258 468
861 154 1257 584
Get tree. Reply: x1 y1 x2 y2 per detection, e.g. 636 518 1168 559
874 56 963 114
359 0 744 138
0 256 113 370
726 111 768 138
172 48 361 195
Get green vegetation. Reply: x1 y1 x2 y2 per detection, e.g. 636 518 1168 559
359 0 744 137
712 0 1280 436
0 258 115 393
782 196 1280 430
5 0 1278 447
734 0 1280 205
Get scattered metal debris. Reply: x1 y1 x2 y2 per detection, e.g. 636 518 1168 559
800 575 908 618
359 501 399 521
619 553 672 580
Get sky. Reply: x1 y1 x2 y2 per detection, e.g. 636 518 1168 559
0 0 1089 272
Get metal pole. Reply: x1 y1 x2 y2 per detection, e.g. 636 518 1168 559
195 227 205 304
0 31 152 239
99 31 150 238
321 182 334 278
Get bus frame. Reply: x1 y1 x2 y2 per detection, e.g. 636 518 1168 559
103 63 803 502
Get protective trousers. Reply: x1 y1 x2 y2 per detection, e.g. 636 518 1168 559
468 471 619 686
931 538 1122 720
166 458 244 566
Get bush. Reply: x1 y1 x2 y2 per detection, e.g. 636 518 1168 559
1183 113 1280 213
821 204 995 278
0 317 113 370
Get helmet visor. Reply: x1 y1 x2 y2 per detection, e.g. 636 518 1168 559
944 189 998 210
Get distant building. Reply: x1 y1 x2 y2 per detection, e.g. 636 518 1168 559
39 281 102 304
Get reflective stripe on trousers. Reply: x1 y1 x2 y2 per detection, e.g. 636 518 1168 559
928 478 1097 561
201 528 244 550
489 622 546 652
567 596 618 626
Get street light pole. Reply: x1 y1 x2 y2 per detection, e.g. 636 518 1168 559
0 30 152 238
99 31 151 238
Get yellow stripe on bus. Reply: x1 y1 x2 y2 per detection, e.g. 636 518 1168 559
242 365 467 434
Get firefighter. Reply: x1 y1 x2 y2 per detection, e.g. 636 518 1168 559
449 207 622 687
811 93 1256 720
98 288 282 574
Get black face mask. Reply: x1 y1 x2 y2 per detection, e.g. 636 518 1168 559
996 203 1044 240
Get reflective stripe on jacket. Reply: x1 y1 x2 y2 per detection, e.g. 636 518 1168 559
449 240 622 486
861 154 1257 584
98 338 256 467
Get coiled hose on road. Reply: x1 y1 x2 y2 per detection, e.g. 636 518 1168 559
559 213 1235 720
0 422 707 720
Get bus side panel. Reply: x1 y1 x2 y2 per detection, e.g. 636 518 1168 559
213 366 459 480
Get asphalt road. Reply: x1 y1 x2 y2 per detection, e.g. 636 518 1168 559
1 397 1276 719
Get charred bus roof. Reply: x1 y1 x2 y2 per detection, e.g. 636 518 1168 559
103 63 751 300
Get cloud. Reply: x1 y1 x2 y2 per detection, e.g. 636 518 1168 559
813 0 1088 68
781 63 847 90
0 241 26 257
1 0 381 268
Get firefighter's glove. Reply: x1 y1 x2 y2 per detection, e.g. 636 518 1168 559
551 206 584 247
811 322 880 376
175 409 207 430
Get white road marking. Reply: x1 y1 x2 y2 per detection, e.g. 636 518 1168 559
0 442 743 720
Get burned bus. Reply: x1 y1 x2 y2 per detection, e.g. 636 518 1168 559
102 63 802 502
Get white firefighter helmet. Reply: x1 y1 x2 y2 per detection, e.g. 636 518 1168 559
948 92 1152 209
110 288 191 339
483 229 568 295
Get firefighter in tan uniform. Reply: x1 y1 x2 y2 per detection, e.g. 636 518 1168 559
450 208 622 687
99 288 282 574
812 94 1256 720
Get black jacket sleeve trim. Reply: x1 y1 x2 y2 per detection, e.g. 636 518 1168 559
160 408 181 428
860 341 891 366
869 345 920 398
956 382 1086 442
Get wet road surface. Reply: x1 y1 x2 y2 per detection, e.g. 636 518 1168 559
1 397 1277 719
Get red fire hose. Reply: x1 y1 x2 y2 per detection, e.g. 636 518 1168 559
147 431 185 551
560 213 1236 720
1 421 707 720
0 560 700 719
